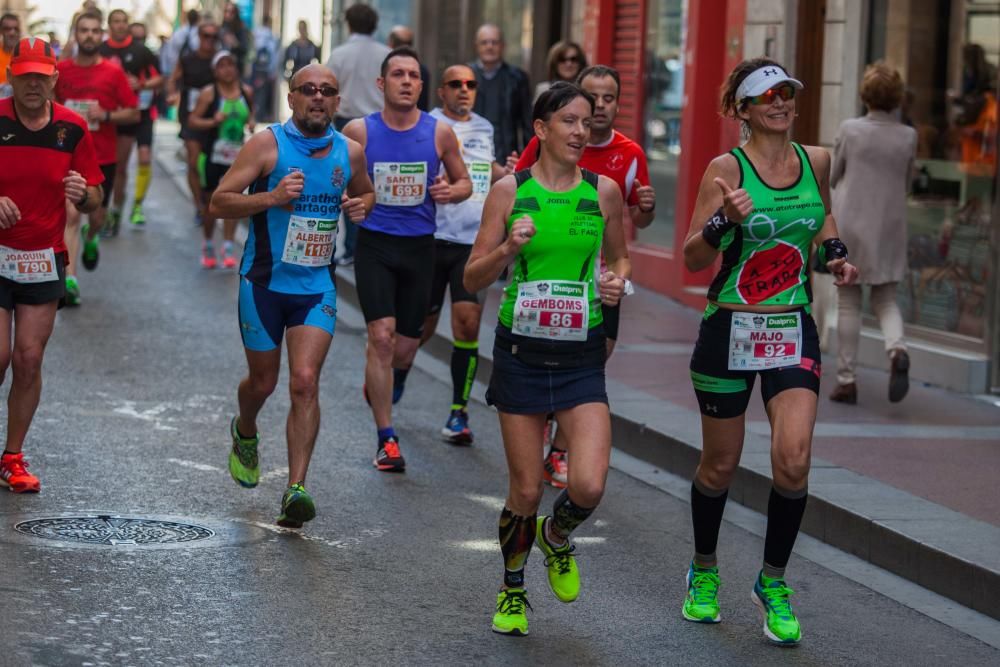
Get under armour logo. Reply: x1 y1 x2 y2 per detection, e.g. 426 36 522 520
764 68 779 76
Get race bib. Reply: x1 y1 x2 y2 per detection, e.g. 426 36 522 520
210 139 242 166
0 246 58 284
513 280 589 341
138 89 155 110
728 311 802 371
65 99 98 131
467 161 491 202
187 88 201 112
281 215 336 267
373 162 427 206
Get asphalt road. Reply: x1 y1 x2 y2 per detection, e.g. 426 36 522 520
0 163 997 666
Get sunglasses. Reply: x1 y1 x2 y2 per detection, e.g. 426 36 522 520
444 79 477 90
200 32 219 40
292 83 339 97
745 85 796 106
559 55 581 64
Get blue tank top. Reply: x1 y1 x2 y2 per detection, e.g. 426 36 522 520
241 123 351 294
363 111 440 237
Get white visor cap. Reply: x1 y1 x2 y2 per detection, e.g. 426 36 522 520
736 65 803 102
212 50 236 69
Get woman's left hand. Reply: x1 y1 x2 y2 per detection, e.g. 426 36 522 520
828 258 859 287
599 271 625 306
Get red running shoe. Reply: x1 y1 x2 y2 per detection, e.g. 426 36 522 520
0 452 40 493
374 437 406 473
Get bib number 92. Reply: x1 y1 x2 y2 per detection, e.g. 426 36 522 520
755 342 796 358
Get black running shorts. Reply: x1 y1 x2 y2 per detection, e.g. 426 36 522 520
354 227 435 338
428 239 483 316
0 253 67 310
689 305 821 419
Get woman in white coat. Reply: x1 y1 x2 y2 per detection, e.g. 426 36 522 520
830 62 917 404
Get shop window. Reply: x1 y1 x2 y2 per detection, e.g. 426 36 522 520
868 0 998 340
641 0 686 249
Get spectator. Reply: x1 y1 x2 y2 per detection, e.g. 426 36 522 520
326 2 391 265
283 20 319 80
0 13 20 99
220 2 250 75
469 23 532 161
534 40 587 101
829 62 917 405
250 15 279 122
387 25 429 111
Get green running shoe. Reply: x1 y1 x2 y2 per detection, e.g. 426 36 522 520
682 562 721 623
228 416 260 488
534 516 580 603
80 223 100 271
64 276 81 307
491 588 531 636
130 203 146 227
752 571 802 645
276 482 316 528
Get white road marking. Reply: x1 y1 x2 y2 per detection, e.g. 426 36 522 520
463 493 506 512
452 536 606 552
166 458 223 473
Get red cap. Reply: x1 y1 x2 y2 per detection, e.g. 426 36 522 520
9 37 57 77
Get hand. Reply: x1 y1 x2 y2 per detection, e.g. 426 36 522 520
635 179 656 212
505 215 535 254
828 258 859 287
341 192 366 223
599 271 626 306
714 177 753 223
247 120 256 133
428 174 451 204
63 170 88 205
504 151 519 174
166 91 180 107
0 196 20 229
213 110 226 126
86 103 105 122
270 171 305 206
127 74 140 91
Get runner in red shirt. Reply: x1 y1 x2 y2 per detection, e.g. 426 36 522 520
516 65 657 488
0 37 103 493
54 11 139 305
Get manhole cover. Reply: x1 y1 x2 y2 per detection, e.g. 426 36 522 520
14 515 214 546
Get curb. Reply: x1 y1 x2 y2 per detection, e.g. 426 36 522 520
335 268 1000 622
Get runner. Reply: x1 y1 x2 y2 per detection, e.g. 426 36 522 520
166 19 217 225
0 13 21 100
99 9 161 232
186 50 254 269
341 47 471 472
0 37 103 492
397 64 515 444
464 82 630 636
210 64 373 527
516 64 655 490
680 58 857 645
54 11 139 306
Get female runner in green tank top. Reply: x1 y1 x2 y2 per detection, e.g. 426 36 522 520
680 59 858 645
465 82 630 637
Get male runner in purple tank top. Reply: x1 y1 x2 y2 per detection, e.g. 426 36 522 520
342 46 471 473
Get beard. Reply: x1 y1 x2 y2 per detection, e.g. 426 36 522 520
300 113 331 135
77 41 99 56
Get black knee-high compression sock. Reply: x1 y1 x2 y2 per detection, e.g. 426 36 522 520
450 341 478 409
690 478 729 568
762 485 808 579
549 488 596 541
499 507 536 588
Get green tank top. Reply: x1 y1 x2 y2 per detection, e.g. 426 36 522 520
707 142 826 306
498 169 605 332
217 95 250 143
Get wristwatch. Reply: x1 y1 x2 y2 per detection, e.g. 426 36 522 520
622 279 635 296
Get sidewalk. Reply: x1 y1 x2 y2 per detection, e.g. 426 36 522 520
152 120 1000 621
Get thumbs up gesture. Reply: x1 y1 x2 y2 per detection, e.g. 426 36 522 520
428 174 452 203
341 192 366 223
635 179 656 213
713 177 753 223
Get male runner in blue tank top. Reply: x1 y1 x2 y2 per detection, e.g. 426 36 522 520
210 64 375 528
342 47 472 473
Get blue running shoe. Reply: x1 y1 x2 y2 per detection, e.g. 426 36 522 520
441 409 473 446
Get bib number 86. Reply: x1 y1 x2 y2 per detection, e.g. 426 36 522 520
542 311 582 328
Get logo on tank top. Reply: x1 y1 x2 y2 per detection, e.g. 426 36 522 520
607 152 623 170
736 239 804 304
331 166 345 189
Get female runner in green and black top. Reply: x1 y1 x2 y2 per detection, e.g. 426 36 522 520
464 82 629 637
680 58 858 645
